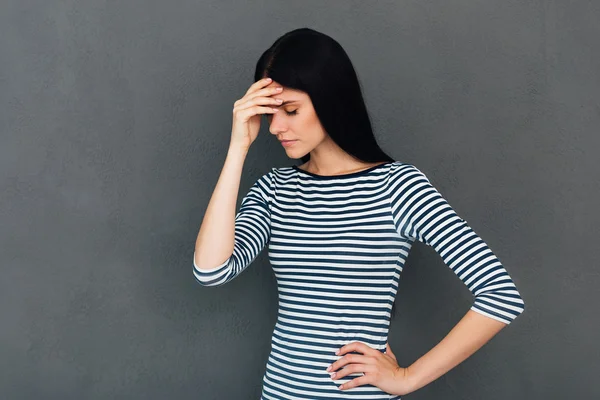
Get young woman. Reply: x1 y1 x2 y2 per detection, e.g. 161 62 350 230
193 28 525 399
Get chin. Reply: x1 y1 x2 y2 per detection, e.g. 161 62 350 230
283 146 301 155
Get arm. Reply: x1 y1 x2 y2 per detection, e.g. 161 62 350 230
405 309 506 393
387 163 525 392
193 145 273 287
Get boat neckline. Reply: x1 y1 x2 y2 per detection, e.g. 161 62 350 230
291 161 394 179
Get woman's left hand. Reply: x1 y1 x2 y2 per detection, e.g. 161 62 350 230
326 341 414 396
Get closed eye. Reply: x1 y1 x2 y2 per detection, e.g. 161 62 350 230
265 109 297 122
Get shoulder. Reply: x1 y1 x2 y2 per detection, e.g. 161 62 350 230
387 162 435 198
388 161 429 180
270 165 297 181
257 166 294 193
271 165 293 175
247 168 276 199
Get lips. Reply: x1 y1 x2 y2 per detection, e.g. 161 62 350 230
280 139 297 147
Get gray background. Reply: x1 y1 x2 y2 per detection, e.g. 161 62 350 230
1 1 598 399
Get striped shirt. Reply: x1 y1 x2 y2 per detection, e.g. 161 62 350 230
193 161 525 399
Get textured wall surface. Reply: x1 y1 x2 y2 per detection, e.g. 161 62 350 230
1 1 598 399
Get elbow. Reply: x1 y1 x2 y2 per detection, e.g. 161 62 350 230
507 295 526 324
515 293 525 318
192 252 233 287
510 287 526 321
473 290 525 325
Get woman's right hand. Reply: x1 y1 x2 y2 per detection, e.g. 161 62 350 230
230 77 283 151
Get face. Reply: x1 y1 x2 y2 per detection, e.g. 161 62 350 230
264 80 329 158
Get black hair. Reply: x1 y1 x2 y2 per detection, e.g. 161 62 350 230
254 27 400 320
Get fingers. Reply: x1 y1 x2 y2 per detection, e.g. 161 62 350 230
328 354 375 376
236 91 282 112
337 341 379 357
233 77 282 118
244 77 281 99
330 362 375 380
327 341 385 376
338 375 370 391
245 85 283 105
245 77 273 96
235 85 283 112
234 105 279 120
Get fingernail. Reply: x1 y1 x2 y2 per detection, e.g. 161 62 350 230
326 365 331 372
335 349 340 355
329 372 336 378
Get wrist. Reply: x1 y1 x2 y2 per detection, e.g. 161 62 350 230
404 364 420 394
227 145 249 158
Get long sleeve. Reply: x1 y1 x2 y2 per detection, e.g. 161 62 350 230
193 169 274 287
387 163 525 324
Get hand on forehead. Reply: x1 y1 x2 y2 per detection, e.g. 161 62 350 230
265 79 282 89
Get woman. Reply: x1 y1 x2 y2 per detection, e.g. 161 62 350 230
193 28 525 399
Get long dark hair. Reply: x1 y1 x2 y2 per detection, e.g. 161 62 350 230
254 27 400 319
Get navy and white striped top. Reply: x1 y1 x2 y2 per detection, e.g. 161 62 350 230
193 161 525 400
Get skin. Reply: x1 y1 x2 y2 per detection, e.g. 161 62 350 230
263 79 509 395
263 79 387 174
327 310 507 395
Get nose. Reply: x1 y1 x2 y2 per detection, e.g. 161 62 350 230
267 112 287 136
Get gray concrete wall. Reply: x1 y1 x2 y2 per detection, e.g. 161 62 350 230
1 1 598 399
